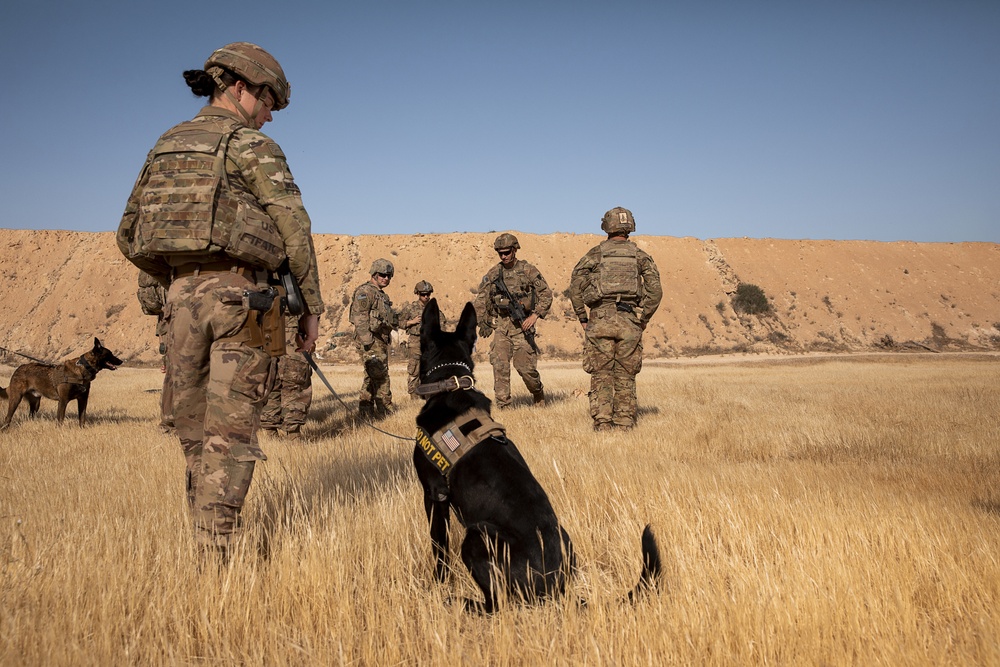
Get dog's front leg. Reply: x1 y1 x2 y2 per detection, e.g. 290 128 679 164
414 446 451 582
56 384 71 424
425 492 451 582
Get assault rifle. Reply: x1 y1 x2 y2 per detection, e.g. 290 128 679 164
492 274 540 354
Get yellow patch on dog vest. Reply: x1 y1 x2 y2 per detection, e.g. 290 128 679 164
415 407 506 478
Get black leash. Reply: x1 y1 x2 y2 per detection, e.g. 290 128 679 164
303 351 412 441
0 346 52 365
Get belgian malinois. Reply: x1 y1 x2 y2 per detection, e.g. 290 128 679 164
1 338 123 428
413 300 661 612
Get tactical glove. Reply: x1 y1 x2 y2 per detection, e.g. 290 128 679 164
478 324 494 339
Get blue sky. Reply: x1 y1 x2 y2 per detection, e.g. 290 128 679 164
2 1 997 242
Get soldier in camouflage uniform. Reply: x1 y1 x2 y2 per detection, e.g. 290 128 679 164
350 259 397 417
116 43 324 555
473 233 552 408
398 281 447 398
569 207 662 431
137 270 174 433
260 316 313 438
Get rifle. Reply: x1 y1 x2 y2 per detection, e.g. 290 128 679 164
492 274 540 354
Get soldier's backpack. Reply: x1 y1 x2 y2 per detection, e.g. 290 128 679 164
593 241 640 302
119 120 286 272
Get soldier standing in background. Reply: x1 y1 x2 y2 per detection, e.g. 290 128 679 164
350 259 397 418
398 281 446 398
260 316 313 439
473 233 552 408
569 207 662 431
137 270 174 433
116 43 324 557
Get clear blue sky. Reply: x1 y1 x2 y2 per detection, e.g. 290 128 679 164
2 1 997 242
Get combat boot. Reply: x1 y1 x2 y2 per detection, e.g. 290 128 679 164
593 422 614 432
532 390 546 407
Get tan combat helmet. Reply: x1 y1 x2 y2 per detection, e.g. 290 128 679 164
414 281 434 294
370 258 395 277
601 207 636 235
493 233 520 251
205 42 291 110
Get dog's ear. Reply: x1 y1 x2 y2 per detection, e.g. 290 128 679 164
456 302 477 347
421 298 441 340
94 337 103 349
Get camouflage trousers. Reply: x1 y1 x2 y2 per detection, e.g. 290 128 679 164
582 306 644 427
356 336 391 412
166 272 275 550
159 337 174 431
260 351 313 432
489 318 543 408
405 337 421 397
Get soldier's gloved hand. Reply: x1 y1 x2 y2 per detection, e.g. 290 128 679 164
478 324 493 339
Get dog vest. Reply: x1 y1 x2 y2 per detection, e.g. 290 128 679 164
415 407 506 478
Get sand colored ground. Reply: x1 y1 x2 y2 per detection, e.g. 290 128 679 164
0 229 997 366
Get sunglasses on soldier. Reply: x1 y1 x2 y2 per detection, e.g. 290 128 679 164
497 249 514 257
375 272 391 279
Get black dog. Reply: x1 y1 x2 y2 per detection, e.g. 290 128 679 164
1 337 122 428
413 299 660 612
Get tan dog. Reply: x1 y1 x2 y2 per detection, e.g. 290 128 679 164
1 338 123 428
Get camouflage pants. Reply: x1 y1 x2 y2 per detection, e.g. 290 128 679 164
405 337 421 397
260 351 312 431
356 337 391 410
166 272 274 549
489 318 542 407
160 337 174 430
582 307 644 427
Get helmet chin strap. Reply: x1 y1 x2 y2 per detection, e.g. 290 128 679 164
207 66 260 128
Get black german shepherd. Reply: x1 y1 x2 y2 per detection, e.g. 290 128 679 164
1 337 123 428
413 300 660 612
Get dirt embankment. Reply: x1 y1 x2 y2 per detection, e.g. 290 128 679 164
0 229 997 366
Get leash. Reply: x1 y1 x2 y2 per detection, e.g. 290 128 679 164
0 346 52 365
303 351 412 441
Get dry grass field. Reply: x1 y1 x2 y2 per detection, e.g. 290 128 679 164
1 354 999 666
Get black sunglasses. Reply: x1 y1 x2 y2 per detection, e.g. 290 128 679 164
497 249 514 256
375 272 391 278
417 292 432 297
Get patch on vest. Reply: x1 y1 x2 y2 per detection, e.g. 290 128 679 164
415 408 506 478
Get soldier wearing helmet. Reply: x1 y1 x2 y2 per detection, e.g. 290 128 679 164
569 207 662 431
398 280 448 398
115 42 323 558
349 259 399 417
473 233 552 408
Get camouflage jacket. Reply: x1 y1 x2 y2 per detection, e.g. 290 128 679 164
117 107 324 316
569 239 662 326
350 281 396 345
473 259 552 325
398 300 447 337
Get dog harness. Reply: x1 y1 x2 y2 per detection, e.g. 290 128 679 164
415 407 506 478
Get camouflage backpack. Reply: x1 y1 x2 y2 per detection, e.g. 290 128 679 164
594 241 640 301
120 118 286 271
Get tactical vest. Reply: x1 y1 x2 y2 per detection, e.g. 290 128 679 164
594 242 640 302
490 265 535 312
128 118 286 270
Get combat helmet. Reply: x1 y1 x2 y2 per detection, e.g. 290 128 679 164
493 233 520 251
370 258 395 277
414 281 434 295
601 207 636 235
205 42 291 110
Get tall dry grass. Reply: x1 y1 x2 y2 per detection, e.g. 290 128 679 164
1 354 999 666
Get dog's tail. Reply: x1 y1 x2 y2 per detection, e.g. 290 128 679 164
625 524 662 603
0 386 6 401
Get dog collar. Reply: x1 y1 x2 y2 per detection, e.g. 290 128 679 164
415 375 475 397
415 407 506 479
76 355 98 380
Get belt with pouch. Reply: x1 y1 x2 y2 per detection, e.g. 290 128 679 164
171 259 257 279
